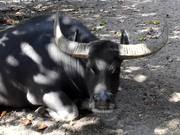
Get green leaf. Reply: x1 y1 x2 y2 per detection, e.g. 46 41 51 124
145 20 160 25
138 35 147 41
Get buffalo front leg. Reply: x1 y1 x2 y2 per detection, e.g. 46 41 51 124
42 91 78 121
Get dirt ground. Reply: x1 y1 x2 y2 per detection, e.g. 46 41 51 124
0 0 180 135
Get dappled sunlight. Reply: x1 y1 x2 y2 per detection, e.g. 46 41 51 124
122 5 139 12
0 125 41 135
147 64 164 71
62 117 99 131
169 92 180 103
140 12 157 17
130 0 157 8
59 116 120 134
169 30 180 40
133 74 147 82
123 66 142 73
154 119 180 135
137 27 159 34
172 56 180 62
154 127 168 135
99 33 111 38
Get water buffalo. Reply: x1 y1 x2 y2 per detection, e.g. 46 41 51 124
0 13 168 121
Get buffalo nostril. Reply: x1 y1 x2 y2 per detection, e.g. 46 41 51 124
93 91 113 102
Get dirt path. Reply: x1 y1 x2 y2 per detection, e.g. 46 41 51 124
0 0 180 135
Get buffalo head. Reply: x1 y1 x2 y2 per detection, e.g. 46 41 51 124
54 13 168 113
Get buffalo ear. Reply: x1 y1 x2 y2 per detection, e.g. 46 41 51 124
54 12 63 44
120 29 130 44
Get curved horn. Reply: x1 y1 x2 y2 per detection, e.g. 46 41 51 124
54 12 89 58
119 19 168 59
120 29 130 44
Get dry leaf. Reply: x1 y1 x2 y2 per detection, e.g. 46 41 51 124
145 20 160 25
138 35 147 41
114 31 122 37
15 11 26 16
26 114 34 121
0 111 7 118
20 118 32 126
38 122 48 130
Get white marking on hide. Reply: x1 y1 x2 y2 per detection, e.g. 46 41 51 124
21 42 42 65
33 71 59 85
43 91 64 108
43 91 78 121
12 30 26 35
27 90 41 105
94 83 107 93
46 43 85 77
6 55 19 67
0 34 8 47
46 43 62 63
20 42 60 85
95 59 107 71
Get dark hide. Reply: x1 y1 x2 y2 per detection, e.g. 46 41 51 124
0 14 122 121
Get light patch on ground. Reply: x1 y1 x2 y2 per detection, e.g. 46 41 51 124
133 74 147 82
0 126 41 135
170 30 180 39
140 12 157 17
154 127 168 135
124 66 142 73
169 92 180 103
137 27 159 34
154 119 180 135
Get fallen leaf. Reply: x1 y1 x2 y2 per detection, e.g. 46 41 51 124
100 20 107 26
26 114 34 121
0 111 7 118
37 122 48 130
0 17 18 25
20 118 32 126
145 20 160 25
15 11 26 16
114 31 122 37
138 35 147 41
92 26 103 33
